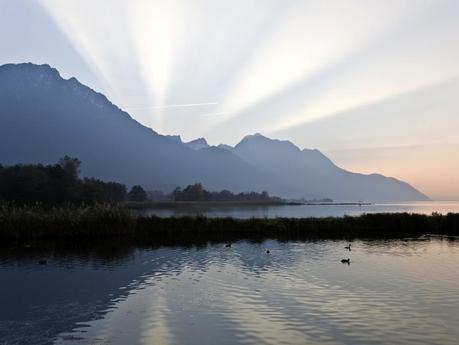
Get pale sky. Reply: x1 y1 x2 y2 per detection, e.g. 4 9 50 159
1 0 458 200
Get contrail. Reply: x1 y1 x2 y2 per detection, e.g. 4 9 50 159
128 102 218 110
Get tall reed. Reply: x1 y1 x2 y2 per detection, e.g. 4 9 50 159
1 203 458 240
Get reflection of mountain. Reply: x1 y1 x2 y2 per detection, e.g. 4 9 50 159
0 63 428 201
0 243 187 345
2 240 452 345
0 240 312 344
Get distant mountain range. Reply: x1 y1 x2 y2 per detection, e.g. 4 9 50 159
0 63 429 201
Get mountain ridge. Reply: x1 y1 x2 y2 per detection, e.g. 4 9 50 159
0 63 429 201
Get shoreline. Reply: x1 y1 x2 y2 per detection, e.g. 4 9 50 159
125 201 372 209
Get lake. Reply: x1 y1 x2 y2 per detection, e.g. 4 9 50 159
1 237 458 345
136 201 459 218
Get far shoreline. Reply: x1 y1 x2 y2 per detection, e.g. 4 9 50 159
124 201 373 209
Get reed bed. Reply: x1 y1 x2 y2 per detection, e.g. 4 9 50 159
0 203 134 238
1 203 458 240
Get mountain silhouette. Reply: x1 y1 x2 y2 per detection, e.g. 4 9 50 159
230 133 428 200
0 63 429 201
184 138 210 150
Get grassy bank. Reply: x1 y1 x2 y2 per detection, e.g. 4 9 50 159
1 204 458 240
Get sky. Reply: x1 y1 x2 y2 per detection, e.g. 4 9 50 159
0 0 458 200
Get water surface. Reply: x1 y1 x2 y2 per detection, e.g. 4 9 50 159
1 237 458 344
136 201 459 218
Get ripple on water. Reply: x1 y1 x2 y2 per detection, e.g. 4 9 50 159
1 239 459 345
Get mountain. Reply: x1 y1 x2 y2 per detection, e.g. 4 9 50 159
0 63 429 201
217 144 235 152
230 134 429 201
0 63 266 193
184 138 210 150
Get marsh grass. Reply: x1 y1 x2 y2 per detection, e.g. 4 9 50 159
0 203 134 238
1 203 458 240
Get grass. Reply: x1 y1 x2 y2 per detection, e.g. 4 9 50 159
0 203 134 239
1 203 458 240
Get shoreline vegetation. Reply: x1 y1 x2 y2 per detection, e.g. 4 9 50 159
1 156 372 211
1 203 458 240
1 157 455 242
0 157 315 206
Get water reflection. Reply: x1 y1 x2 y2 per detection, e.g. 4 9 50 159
0 238 458 345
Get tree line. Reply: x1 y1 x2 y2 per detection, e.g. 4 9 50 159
171 183 281 202
0 156 146 205
0 158 282 205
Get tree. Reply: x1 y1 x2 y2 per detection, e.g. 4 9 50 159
174 183 209 201
128 185 148 202
172 187 182 201
0 157 128 205
58 156 81 180
261 191 270 200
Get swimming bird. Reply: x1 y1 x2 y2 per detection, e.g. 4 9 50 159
225 243 232 248
344 244 351 250
341 258 350 264
266 250 270 254
38 260 47 265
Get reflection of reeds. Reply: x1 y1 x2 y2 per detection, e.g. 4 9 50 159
1 203 458 239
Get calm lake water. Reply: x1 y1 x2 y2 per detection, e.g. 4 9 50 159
1 238 458 345
137 201 459 218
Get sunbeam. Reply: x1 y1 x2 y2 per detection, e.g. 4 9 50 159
2 0 459 198
219 1 418 118
205 0 458 142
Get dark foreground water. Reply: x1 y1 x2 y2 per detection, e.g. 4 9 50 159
137 201 459 218
1 237 459 345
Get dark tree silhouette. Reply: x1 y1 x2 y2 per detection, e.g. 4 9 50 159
59 156 81 180
172 183 280 202
0 157 127 205
128 185 148 202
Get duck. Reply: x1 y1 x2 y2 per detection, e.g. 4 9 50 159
225 243 232 248
266 250 270 254
341 258 350 264
38 260 47 265
344 244 351 250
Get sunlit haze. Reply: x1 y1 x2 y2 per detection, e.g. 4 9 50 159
1 0 458 199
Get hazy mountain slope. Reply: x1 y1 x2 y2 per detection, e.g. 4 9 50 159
0 63 265 192
0 63 429 201
231 134 429 201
